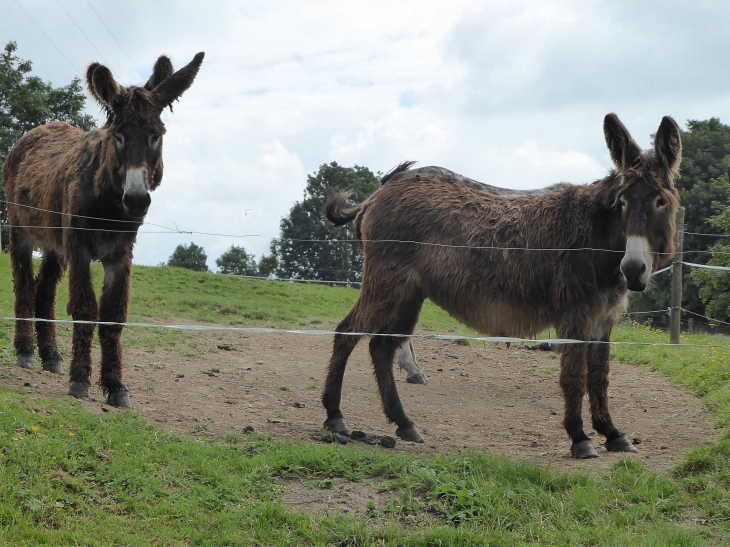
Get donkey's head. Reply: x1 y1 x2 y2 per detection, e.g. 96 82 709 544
603 113 681 291
86 52 205 219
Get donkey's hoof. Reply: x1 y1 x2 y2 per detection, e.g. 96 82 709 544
396 425 424 443
323 417 351 437
571 440 599 459
42 359 64 374
17 354 34 370
605 434 638 453
107 389 132 409
68 381 89 401
406 372 429 385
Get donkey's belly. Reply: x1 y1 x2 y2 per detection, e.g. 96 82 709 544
437 296 554 338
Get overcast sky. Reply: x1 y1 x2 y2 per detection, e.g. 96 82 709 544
4 0 730 269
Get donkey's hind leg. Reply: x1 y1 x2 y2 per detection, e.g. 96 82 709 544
322 305 364 436
398 340 428 385
371 294 425 443
9 230 36 369
35 250 67 374
588 325 637 453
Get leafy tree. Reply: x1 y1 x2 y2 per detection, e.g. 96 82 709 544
216 245 258 276
630 118 730 318
692 174 730 322
167 242 208 272
0 41 96 246
257 252 278 278
272 162 380 282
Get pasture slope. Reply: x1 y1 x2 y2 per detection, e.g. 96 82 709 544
0 254 729 546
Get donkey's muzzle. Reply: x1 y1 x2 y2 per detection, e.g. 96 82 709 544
620 236 652 292
621 261 647 291
123 190 151 218
123 168 151 218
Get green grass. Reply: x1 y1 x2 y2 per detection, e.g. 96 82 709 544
1 254 730 544
0 253 464 331
0 388 724 546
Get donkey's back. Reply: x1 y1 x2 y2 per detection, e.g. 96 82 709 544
382 163 572 196
3 122 93 251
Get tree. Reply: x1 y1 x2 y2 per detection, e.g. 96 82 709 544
257 252 278 278
271 162 380 282
629 118 730 318
0 41 96 247
167 242 208 272
216 245 258 276
692 174 730 322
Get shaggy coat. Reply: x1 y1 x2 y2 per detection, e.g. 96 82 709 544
322 114 682 458
3 52 204 407
388 167 573 384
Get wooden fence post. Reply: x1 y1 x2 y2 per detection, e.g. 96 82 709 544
669 207 685 344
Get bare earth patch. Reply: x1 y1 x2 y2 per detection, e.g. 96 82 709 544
0 331 720 475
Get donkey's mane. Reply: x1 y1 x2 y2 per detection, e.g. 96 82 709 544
381 160 417 185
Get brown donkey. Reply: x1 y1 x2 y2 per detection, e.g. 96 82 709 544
324 114 681 458
3 52 204 407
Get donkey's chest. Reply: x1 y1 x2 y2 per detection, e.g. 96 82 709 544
86 232 136 261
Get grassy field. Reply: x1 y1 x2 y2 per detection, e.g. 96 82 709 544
1 254 729 545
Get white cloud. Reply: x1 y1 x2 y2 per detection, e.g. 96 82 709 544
2 0 729 268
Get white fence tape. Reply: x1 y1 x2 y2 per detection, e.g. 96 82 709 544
0 316 725 348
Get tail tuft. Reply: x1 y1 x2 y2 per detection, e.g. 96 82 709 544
325 191 360 226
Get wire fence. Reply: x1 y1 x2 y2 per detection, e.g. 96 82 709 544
0 315 727 349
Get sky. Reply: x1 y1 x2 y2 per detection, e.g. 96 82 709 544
3 0 730 269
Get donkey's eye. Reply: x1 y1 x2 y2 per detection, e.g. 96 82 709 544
114 133 125 147
618 195 627 208
150 135 160 147
655 196 666 208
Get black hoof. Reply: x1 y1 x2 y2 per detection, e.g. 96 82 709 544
605 434 638 453
571 440 599 459
17 354 34 370
107 389 132 409
42 359 63 374
396 425 424 443
406 372 429 385
323 416 351 437
68 381 89 401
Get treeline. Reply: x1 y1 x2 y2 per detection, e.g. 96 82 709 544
164 161 379 283
3 41 730 322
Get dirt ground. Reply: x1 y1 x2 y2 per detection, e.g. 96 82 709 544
0 331 720 474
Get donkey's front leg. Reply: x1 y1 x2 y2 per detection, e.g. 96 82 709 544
559 340 597 458
67 251 97 401
98 255 133 408
587 326 637 453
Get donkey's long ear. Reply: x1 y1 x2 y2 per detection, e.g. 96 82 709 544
655 116 682 181
85 63 105 106
604 113 642 172
87 64 121 107
152 52 205 110
145 55 174 91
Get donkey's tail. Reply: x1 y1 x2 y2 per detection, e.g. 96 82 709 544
326 160 417 228
380 160 417 185
325 191 361 226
